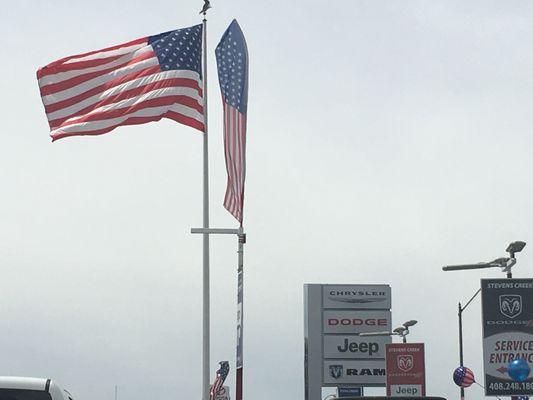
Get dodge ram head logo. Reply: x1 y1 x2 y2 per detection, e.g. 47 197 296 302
329 365 343 379
397 355 414 372
499 295 522 319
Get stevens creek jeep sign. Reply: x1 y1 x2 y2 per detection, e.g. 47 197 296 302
386 343 426 397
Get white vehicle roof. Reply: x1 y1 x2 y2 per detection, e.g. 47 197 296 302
0 377 71 400
0 377 48 391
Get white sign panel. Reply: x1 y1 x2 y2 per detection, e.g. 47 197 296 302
323 359 387 385
323 335 390 359
390 384 423 397
323 310 392 334
323 285 391 309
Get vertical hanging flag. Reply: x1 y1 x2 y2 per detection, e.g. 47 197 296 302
215 20 249 224
37 25 204 141
210 361 230 400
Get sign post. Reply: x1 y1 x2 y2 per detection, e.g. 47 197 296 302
481 278 533 397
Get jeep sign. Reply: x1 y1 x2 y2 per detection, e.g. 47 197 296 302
323 335 389 359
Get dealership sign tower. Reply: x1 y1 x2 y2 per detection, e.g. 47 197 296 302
304 284 392 400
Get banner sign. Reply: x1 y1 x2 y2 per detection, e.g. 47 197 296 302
482 279 533 397
386 343 426 397
236 270 243 368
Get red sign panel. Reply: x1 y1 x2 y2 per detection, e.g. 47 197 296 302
386 343 426 397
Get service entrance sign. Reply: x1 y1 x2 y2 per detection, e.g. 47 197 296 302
481 279 533 397
386 343 426 397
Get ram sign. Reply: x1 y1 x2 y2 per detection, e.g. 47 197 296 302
304 284 392 400
481 279 533 397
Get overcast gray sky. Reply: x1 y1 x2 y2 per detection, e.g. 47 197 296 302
2 1 533 399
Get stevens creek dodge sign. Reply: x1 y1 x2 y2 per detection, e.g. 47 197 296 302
481 279 533 397
386 343 426 397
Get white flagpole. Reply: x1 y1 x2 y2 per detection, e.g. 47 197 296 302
201 6 210 400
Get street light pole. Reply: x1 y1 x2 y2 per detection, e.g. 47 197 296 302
456 288 481 400
359 320 418 343
442 241 526 400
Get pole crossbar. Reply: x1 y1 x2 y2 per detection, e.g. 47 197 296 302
191 228 241 235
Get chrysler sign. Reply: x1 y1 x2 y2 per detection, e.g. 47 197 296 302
323 285 391 309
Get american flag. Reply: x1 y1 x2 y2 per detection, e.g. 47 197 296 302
210 361 230 400
215 20 248 224
37 25 204 141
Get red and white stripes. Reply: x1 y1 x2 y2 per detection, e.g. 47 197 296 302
37 36 204 141
223 103 247 223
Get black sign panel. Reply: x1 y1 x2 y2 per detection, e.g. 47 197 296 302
481 279 533 397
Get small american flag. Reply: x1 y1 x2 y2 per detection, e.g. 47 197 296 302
215 20 248 224
37 25 204 141
210 361 230 400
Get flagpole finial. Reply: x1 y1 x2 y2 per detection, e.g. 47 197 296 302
200 0 211 16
